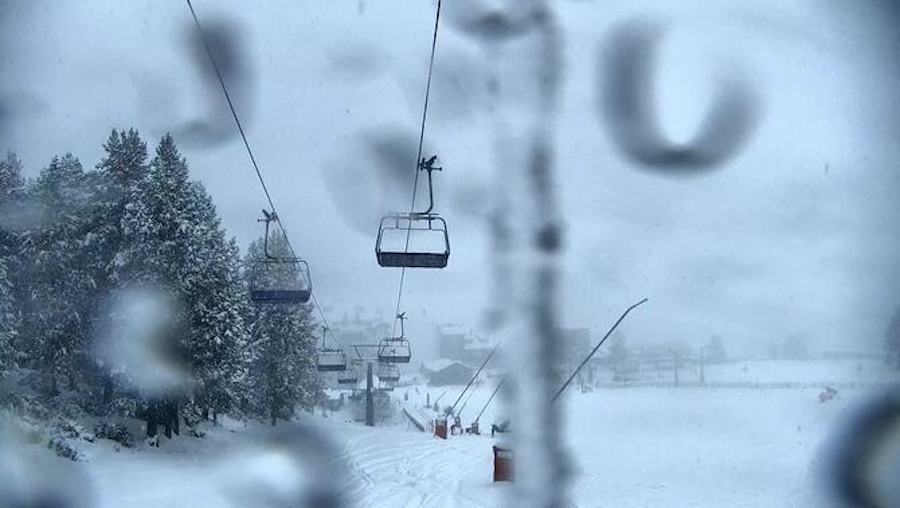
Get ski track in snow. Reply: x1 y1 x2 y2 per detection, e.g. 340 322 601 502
338 426 501 507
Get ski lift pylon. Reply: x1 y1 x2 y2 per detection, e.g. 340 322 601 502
375 155 450 269
249 210 312 304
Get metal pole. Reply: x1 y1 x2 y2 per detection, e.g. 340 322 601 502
366 362 374 426
457 383 478 418
700 347 705 384
475 379 505 423
449 347 497 416
551 298 648 404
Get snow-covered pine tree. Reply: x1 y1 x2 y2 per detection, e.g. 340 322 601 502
243 234 320 425
0 151 25 203
93 129 151 286
87 129 150 412
19 154 96 395
0 257 16 376
179 187 249 422
141 134 249 424
0 152 25 375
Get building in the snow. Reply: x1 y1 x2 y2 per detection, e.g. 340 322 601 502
437 324 591 369
436 325 498 366
421 359 475 386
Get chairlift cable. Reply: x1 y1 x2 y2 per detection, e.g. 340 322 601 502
185 0 347 349
392 0 443 336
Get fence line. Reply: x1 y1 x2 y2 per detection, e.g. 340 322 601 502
591 380 898 390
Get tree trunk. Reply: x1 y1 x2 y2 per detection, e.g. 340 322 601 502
48 372 58 397
146 402 158 440
102 376 113 407
172 402 180 436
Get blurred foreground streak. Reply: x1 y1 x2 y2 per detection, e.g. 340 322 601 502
825 389 900 507
600 19 761 174
450 0 568 506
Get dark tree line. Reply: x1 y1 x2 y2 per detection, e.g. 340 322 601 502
0 130 320 441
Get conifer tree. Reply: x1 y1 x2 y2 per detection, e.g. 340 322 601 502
85 130 150 410
92 129 150 287
0 151 25 203
0 152 25 375
19 154 95 394
139 134 249 423
0 257 16 375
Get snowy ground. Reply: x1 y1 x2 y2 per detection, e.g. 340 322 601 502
10 370 896 507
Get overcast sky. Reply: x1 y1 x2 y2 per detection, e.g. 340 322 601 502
2 0 899 357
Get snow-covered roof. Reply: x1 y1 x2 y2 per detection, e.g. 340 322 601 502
437 323 467 336
421 358 468 372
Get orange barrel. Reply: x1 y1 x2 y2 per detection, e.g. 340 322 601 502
434 417 448 439
493 446 513 482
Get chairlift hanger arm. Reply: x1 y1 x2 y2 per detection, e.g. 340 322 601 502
259 210 290 261
416 154 442 215
396 312 407 338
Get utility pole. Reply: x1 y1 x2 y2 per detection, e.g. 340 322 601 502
366 362 374 427
673 350 680 387
700 346 705 385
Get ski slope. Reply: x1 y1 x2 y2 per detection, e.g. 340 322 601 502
22 381 888 507
337 425 502 507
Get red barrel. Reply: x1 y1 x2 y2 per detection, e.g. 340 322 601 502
434 418 448 439
493 446 513 482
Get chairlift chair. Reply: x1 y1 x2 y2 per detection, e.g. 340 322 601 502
377 313 412 364
317 348 347 372
377 338 411 364
249 210 312 304
375 155 450 268
337 367 359 385
377 362 400 383
315 327 347 372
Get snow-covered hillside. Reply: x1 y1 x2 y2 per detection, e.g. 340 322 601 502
6 375 890 507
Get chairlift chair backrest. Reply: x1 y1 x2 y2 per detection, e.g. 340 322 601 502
249 258 311 304
377 362 400 383
337 367 359 385
316 348 347 372
377 337 411 364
